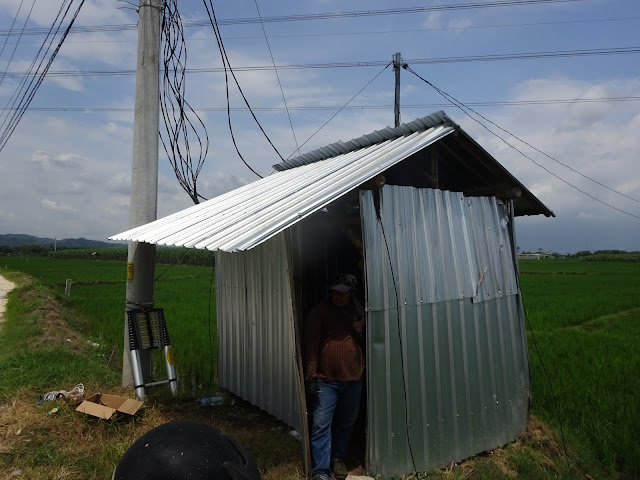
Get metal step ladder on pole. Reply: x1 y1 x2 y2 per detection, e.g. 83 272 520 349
127 308 177 399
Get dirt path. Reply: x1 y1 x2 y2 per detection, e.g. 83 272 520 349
0 274 15 326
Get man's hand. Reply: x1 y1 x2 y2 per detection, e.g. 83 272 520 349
305 378 320 407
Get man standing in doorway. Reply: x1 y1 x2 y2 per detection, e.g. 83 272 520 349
304 273 365 480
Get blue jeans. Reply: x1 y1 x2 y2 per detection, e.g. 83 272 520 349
310 380 363 479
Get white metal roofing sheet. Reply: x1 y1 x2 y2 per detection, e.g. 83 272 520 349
109 124 454 251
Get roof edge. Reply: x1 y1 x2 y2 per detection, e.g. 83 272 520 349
273 111 455 171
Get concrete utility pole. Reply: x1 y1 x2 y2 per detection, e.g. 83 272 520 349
393 52 402 128
122 0 163 393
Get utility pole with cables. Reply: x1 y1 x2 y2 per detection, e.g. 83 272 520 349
393 52 403 127
122 0 163 396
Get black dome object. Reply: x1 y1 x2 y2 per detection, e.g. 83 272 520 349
112 420 261 480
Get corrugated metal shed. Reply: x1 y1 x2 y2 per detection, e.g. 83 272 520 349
216 233 304 430
110 124 454 250
109 112 549 479
361 186 529 477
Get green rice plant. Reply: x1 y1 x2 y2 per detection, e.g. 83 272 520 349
580 253 640 262
520 259 640 477
519 260 639 329
49 246 215 265
51 248 128 261
1 257 125 285
2 257 218 397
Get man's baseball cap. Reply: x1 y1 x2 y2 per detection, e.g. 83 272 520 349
329 273 358 293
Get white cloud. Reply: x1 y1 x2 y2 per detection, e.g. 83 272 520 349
107 173 131 195
44 58 86 92
41 198 77 213
32 150 83 169
0 208 15 226
58 31 137 67
576 211 596 219
422 11 442 29
59 181 86 195
448 17 472 29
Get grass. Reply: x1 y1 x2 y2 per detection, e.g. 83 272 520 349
519 259 640 478
0 257 638 479
1 257 218 395
0 272 302 480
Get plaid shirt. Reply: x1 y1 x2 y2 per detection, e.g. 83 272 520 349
304 300 365 382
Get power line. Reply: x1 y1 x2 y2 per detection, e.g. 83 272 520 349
202 0 289 177
0 0 590 37
0 0 26 79
9 96 640 113
202 0 262 178
5 16 640 45
0 0 36 87
404 65 640 219
286 61 393 160
0 0 86 154
6 46 638 78
160 0 210 205
253 0 300 156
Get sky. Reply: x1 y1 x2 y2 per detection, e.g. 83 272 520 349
0 0 638 254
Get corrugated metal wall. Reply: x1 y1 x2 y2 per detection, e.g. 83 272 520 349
361 186 529 478
216 233 304 431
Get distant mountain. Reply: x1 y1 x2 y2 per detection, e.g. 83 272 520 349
0 234 126 249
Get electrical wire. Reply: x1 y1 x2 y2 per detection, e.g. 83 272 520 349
375 189 418 474
0 0 85 154
5 15 640 44
10 95 640 113
202 0 263 178
286 61 392 160
414 85 640 205
160 0 210 204
11 46 639 77
0 0 28 86
202 0 289 176
0 0 593 37
404 65 640 219
0 0 65 136
253 0 300 157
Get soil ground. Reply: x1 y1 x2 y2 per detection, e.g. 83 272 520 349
0 275 15 326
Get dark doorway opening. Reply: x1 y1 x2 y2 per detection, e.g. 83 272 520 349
291 195 368 476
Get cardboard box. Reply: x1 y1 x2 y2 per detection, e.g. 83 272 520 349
75 393 143 419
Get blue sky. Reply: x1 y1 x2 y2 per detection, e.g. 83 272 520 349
0 0 638 254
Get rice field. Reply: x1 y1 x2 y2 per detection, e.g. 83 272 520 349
1 255 638 477
1 256 217 394
518 258 639 477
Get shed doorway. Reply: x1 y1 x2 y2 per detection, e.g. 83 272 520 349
290 200 368 476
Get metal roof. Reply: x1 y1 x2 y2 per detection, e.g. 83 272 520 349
273 110 454 171
110 122 454 251
110 111 553 250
